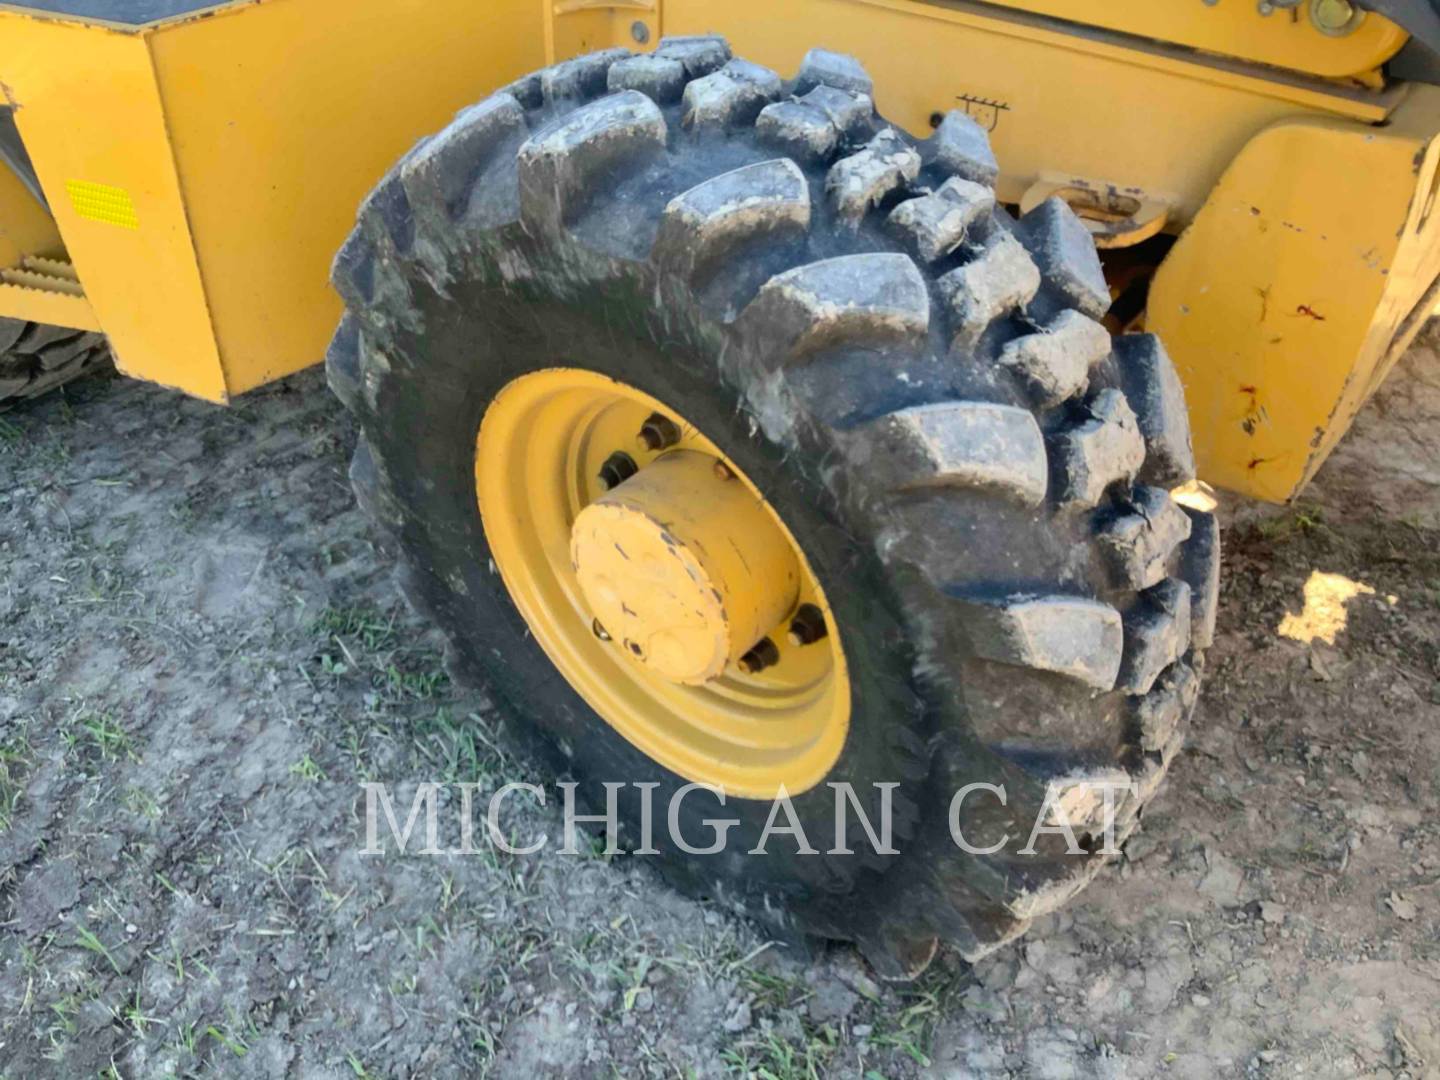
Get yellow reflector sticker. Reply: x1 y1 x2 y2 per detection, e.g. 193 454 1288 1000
65 180 139 230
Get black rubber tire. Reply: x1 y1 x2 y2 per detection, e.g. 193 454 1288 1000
0 316 111 408
329 39 1220 978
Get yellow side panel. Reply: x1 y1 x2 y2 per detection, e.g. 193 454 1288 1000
148 0 546 396
970 0 1408 78
1150 86 1440 501
0 158 63 269
663 0 1391 223
0 14 226 400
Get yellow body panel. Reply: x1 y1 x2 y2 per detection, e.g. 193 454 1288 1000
1150 84 1440 500
975 0 1408 78
148 0 544 396
0 14 224 396
0 0 542 400
0 152 62 269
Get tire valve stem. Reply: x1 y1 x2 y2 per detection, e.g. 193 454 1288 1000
597 452 639 491
787 604 828 647
637 412 681 452
738 637 780 674
592 619 611 642
713 460 735 482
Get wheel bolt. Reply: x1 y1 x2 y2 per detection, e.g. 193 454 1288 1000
592 618 611 641
738 637 780 674
597 451 639 491
637 412 681 452
787 604 828 647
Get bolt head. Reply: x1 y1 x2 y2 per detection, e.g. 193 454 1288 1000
1311 0 1359 33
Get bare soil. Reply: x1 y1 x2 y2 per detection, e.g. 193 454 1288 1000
0 338 1437 1078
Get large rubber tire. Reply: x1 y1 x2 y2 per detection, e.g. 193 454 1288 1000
328 39 1220 977
0 316 110 408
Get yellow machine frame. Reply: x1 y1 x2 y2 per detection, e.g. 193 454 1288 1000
0 0 1436 502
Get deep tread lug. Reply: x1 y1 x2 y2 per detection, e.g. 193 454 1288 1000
931 110 999 186
607 53 688 103
681 59 781 129
998 308 1111 406
798 85 874 139
400 93 527 223
738 252 929 363
826 128 921 227
0 317 27 353
655 158 810 281
859 401 1048 505
1018 196 1111 318
756 100 839 164
1098 486 1193 590
518 91 667 231
1118 579 1192 695
887 177 993 265
1179 507 1220 649
499 73 543 110
540 47 630 103
331 228 376 307
34 334 90 372
1132 660 1199 753
654 34 733 78
1052 388 1146 509
795 47 874 96
937 230 1039 346
325 312 363 415
949 593 1124 691
1115 333 1197 487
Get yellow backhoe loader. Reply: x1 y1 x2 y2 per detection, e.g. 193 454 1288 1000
3 0 1435 976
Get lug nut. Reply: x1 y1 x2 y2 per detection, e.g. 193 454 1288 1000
597 451 639 491
637 412 681 452
738 637 781 675
787 604 828 647
592 619 611 641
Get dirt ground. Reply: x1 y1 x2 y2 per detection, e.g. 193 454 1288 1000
0 329 1437 1079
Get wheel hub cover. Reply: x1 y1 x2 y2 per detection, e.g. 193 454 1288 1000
570 450 800 685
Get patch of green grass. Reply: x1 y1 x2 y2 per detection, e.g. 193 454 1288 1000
0 730 31 830
288 754 327 783
72 924 121 975
1257 502 1328 542
311 604 399 652
64 709 136 764
123 785 162 819
206 1023 250 1058
722 1027 836 1080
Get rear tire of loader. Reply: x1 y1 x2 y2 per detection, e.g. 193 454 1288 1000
329 40 1220 978
0 316 111 408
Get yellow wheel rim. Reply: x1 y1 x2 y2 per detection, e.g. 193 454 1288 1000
475 368 850 798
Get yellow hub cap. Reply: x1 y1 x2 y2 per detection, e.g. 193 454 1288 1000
571 450 801 685
475 369 849 798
